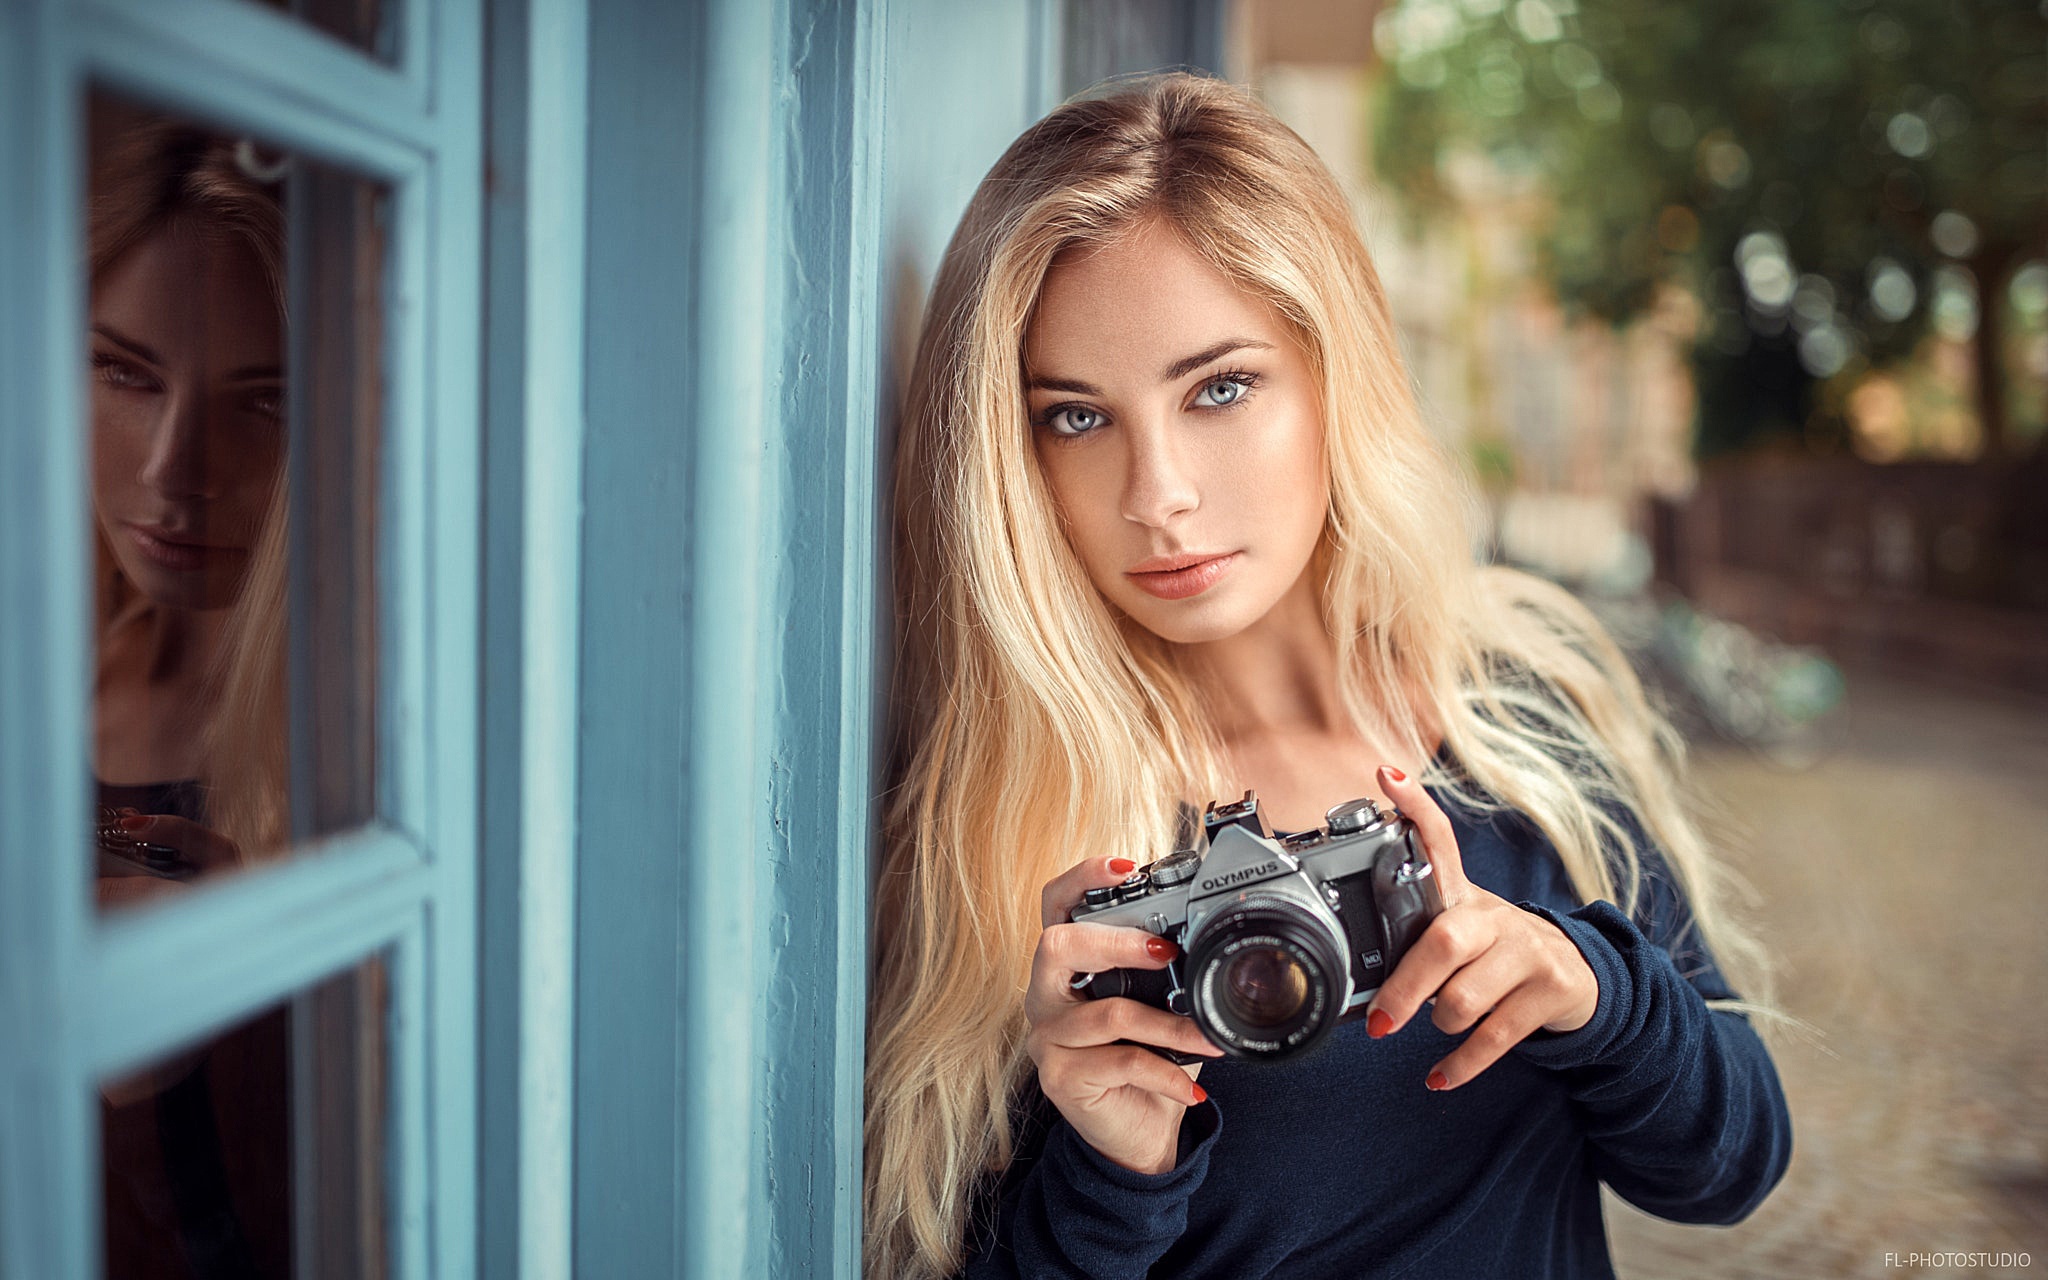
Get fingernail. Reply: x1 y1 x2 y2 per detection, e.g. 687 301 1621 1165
1190 1083 1208 1105
1382 765 1407 783
1108 858 1137 875
1425 1070 1449 1091
118 816 153 832
1366 1009 1394 1039
1145 936 1179 961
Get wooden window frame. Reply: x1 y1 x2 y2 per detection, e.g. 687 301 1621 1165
0 0 483 1275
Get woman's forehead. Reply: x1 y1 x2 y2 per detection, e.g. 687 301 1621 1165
1025 223 1284 383
91 220 282 367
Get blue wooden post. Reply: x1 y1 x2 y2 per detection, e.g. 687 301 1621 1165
478 0 588 1277
574 0 717 1270
676 0 779 1271
574 0 894 1271
0 0 97 1273
764 0 889 1270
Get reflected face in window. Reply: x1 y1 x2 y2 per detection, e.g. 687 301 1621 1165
89 216 284 613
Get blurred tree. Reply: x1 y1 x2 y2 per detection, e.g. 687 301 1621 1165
1369 0 2048 459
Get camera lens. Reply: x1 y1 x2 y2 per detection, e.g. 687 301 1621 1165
1186 896 1348 1059
1220 945 1311 1028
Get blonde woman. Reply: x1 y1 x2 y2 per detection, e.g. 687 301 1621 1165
866 74 1791 1279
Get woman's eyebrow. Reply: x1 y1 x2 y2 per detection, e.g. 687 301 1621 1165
1025 373 1103 395
91 323 162 366
1028 338 1277 395
1161 338 1273 382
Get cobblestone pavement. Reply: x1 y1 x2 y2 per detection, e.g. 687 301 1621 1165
1605 670 2048 1279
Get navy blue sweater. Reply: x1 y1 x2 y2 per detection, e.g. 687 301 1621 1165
963 791 1792 1278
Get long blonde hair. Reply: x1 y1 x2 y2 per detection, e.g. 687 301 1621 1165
88 104 291 858
866 73 1774 1279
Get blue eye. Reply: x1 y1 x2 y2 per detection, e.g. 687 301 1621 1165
1193 374 1253 408
1044 405 1105 438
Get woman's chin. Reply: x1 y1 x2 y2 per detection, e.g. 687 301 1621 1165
1116 595 1261 647
112 552 247 613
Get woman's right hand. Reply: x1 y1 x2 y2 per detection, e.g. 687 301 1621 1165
95 811 243 911
1024 856 1224 1176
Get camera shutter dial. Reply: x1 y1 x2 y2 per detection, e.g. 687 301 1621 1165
1147 848 1200 888
1325 796 1385 835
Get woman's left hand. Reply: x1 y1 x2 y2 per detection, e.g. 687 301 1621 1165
1364 763 1599 1092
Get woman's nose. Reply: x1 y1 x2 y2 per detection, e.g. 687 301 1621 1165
136 392 220 500
1119 418 1199 529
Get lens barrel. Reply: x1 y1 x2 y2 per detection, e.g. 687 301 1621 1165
1186 896 1348 1058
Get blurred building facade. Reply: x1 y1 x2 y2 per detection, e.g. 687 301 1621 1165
1237 0 2048 691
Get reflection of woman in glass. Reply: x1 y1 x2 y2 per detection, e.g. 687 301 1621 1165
88 107 292 1279
89 113 290 905
865 76 1791 1279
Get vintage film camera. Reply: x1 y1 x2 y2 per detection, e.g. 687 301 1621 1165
1070 791 1445 1062
94 805 196 880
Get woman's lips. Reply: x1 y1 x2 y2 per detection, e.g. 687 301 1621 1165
123 524 242 574
1126 552 1239 600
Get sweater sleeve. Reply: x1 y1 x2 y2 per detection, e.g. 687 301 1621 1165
1509 880 1793 1226
961 1086 1222 1279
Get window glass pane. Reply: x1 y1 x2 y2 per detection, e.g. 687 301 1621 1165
85 90 386 912
99 955 390 1280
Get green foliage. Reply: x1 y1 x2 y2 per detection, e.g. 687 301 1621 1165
1468 436 1518 488
1369 0 2048 454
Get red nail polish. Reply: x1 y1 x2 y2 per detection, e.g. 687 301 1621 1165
1425 1070 1449 1091
118 815 152 832
1366 1009 1394 1039
1108 858 1136 875
1145 936 1179 961
1382 765 1407 783
1190 1083 1208 1105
